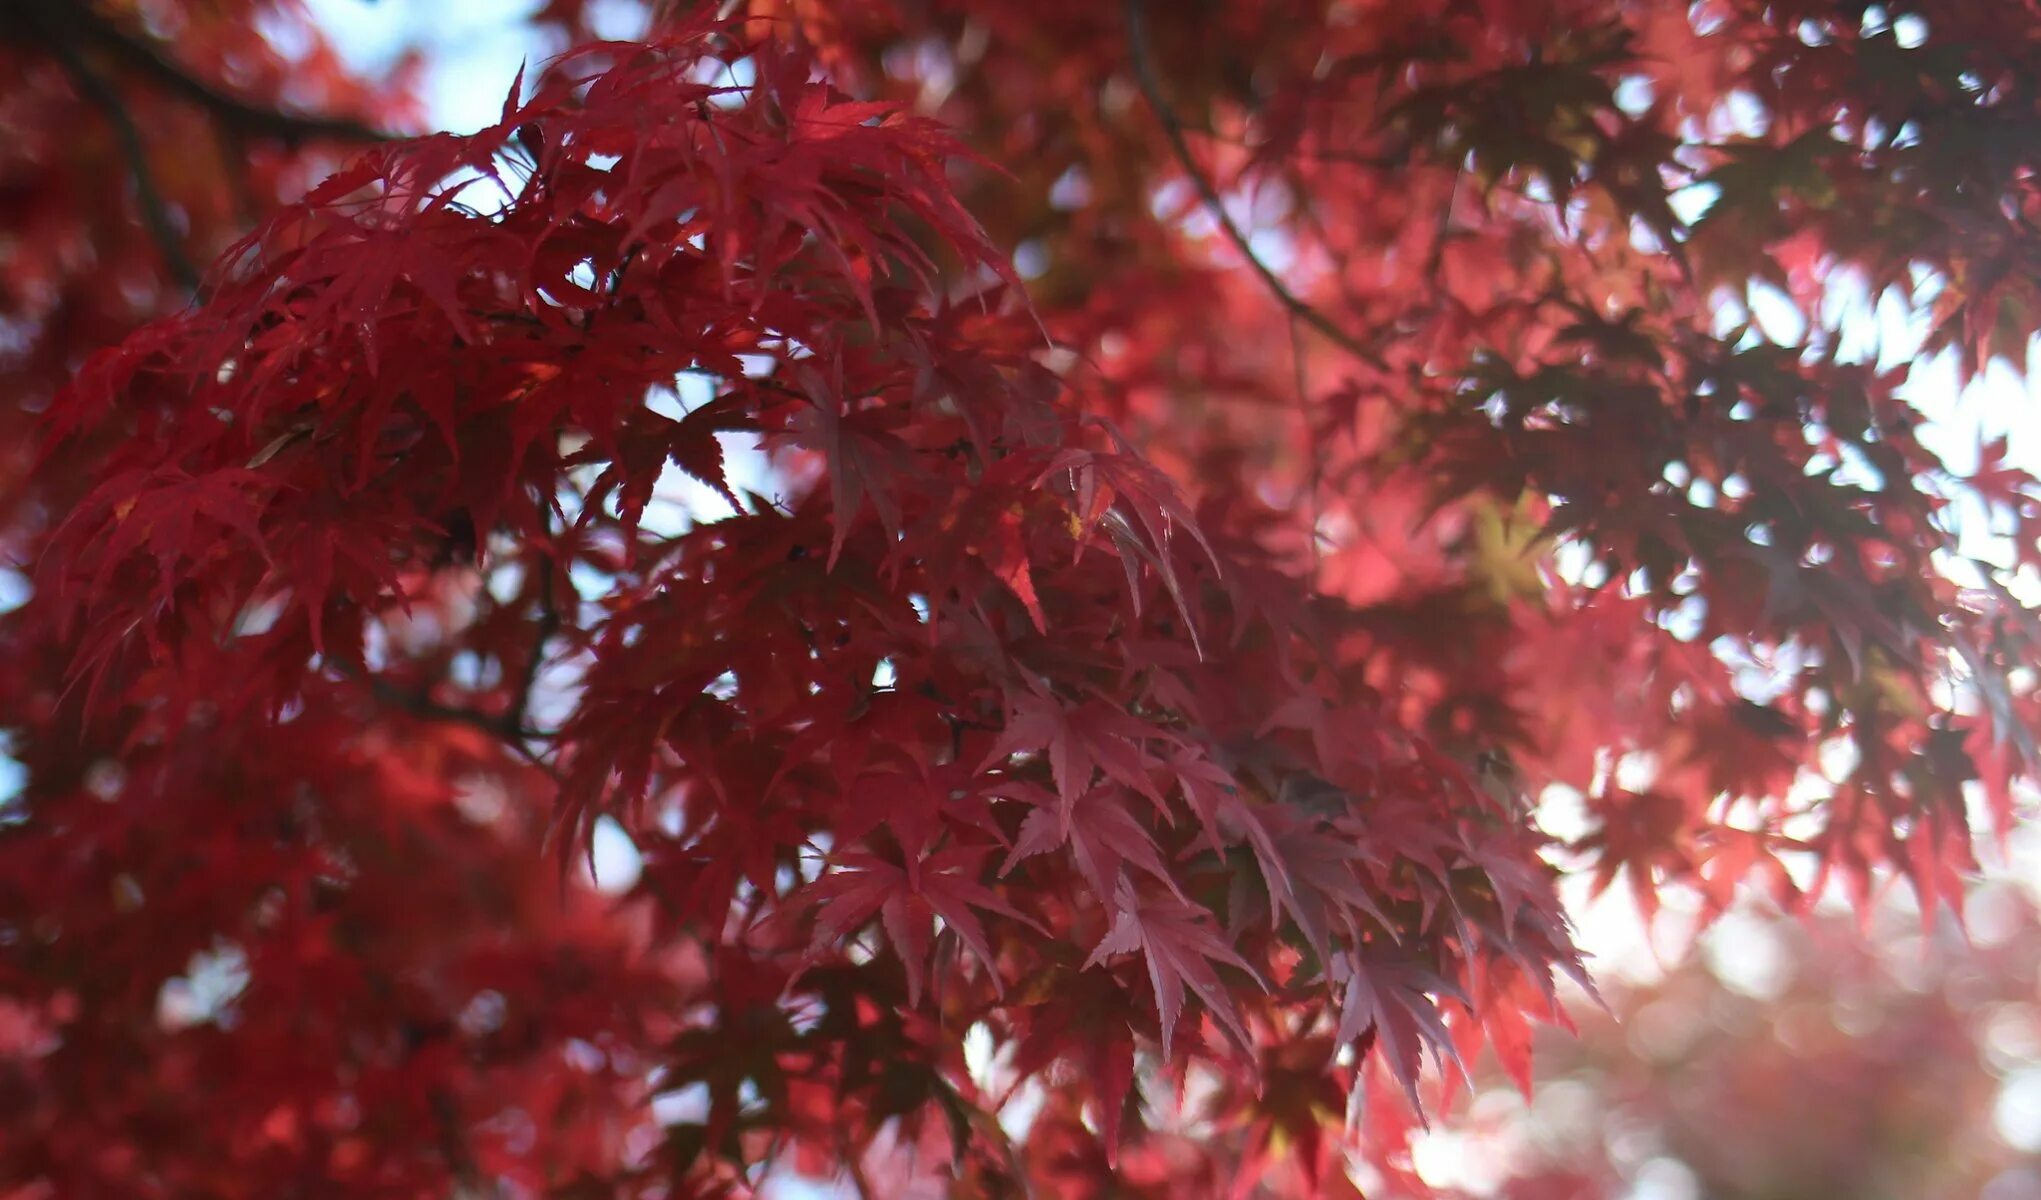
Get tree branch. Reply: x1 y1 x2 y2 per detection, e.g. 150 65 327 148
368 673 556 742
38 25 203 293
1121 0 1386 370
335 660 560 778
61 3 398 145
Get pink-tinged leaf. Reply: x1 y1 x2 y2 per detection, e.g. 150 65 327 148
1000 786 1181 900
1332 950 1469 1118
1086 879 1262 1053
1478 973 1540 1100
1229 801 1394 953
800 846 1034 1005
915 844 1045 975
981 689 1169 821
1168 745 1242 858
1093 1027 1137 1165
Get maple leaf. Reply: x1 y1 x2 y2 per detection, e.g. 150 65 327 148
977 506 1047 633
1331 950 1468 1117
999 785 1180 899
1085 878 1263 1053
982 689 1170 821
800 845 1035 1005
1227 802 1394 954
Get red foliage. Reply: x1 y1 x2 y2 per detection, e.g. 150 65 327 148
3 1 2040 1196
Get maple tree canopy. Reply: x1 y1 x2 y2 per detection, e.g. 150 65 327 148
3 0 2040 1196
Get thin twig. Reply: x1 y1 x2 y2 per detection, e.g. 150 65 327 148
1290 315 1323 576
1423 164 1465 288
507 545 561 735
843 1147 877 1200
39 25 202 292
427 1088 488 1197
1122 0 1386 370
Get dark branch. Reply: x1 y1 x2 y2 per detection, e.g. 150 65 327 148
507 548 562 735
364 674 550 743
12 0 397 146
427 1088 483 1196
335 659 560 777
39 27 203 293
1122 0 1387 370
69 5 398 144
